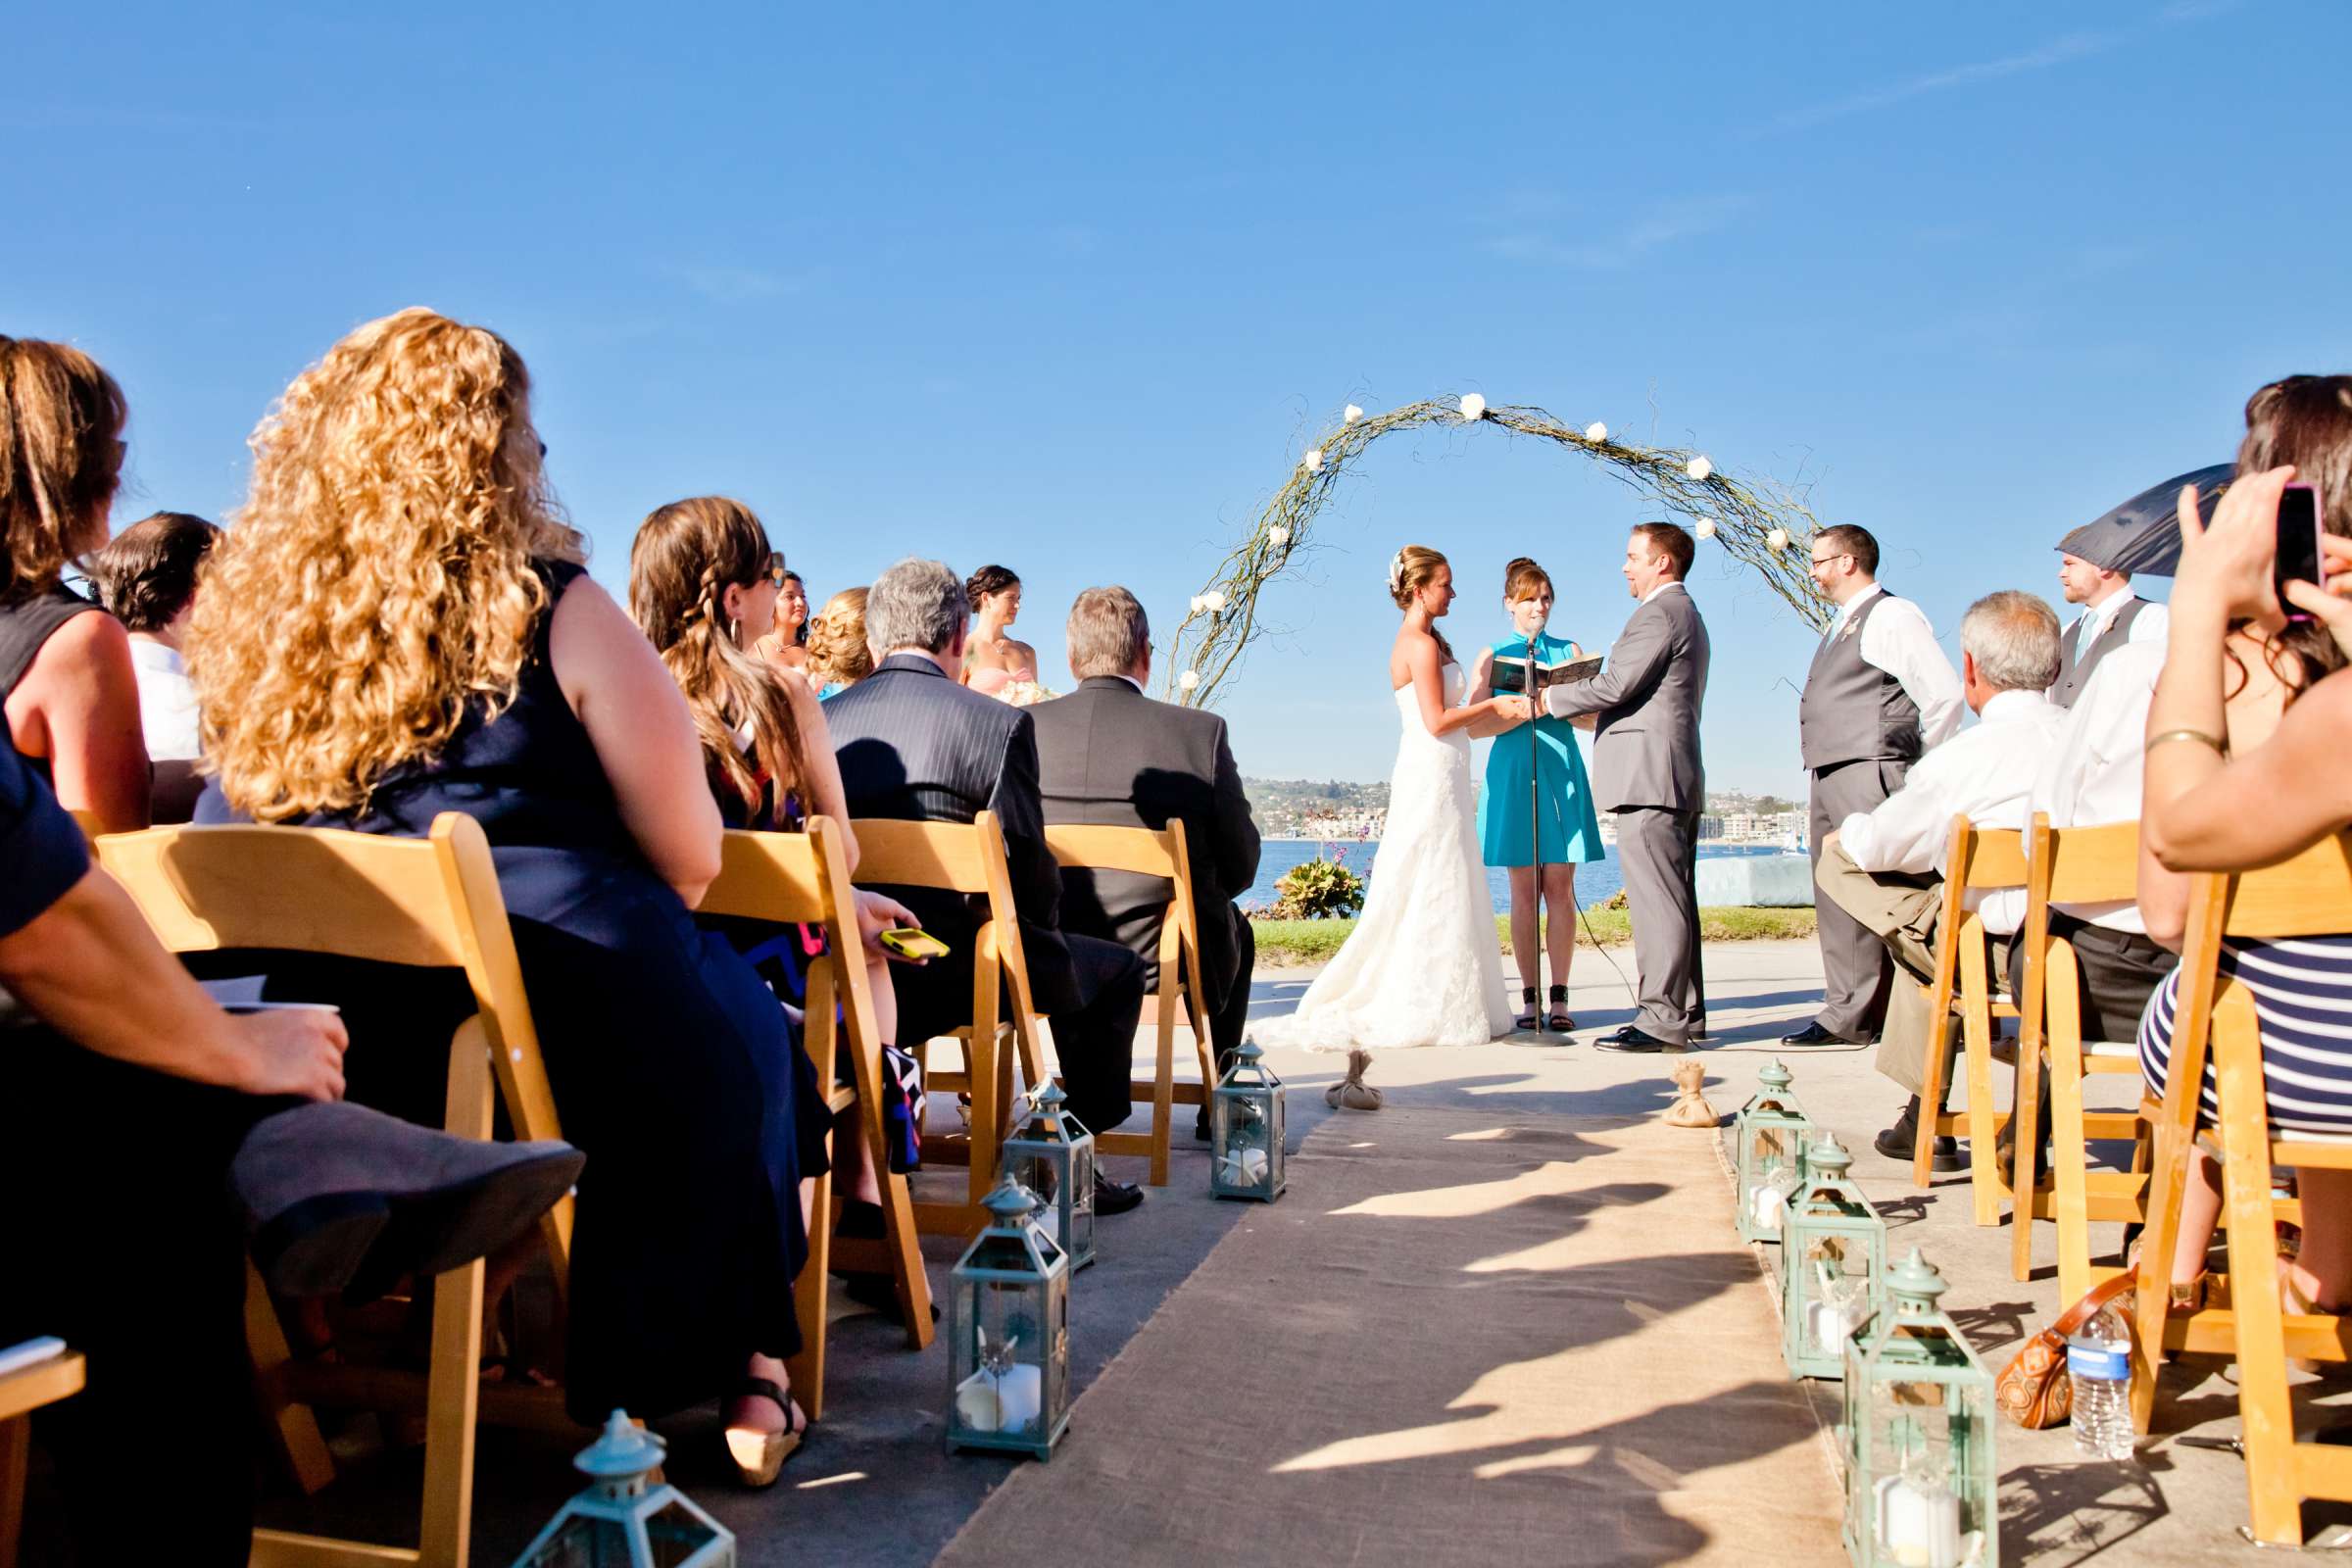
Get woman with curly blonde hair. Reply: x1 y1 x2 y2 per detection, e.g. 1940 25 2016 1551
0 334 149 830
806 584 874 696
190 308 821 1483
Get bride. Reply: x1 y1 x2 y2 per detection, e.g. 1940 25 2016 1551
1253 546 1531 1052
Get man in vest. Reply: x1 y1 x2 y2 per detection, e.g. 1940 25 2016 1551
1783 524 1964 1049
2049 524 2169 709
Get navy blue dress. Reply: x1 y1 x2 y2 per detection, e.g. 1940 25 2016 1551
198 562 820 1420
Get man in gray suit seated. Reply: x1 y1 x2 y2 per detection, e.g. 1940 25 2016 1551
1030 587 1262 1139
1544 522 1711 1053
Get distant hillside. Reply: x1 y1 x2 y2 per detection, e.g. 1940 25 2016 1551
1244 777 1391 839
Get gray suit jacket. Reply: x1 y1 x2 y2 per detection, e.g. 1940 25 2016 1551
1029 676 1261 1004
1546 583 1710 812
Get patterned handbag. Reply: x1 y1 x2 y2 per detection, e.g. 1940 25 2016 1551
1995 1268 2138 1428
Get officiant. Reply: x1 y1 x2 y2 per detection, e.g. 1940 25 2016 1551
1470 557 1604 1034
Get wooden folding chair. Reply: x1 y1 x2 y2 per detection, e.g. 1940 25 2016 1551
1911 815 2025 1223
1042 820 1213 1188
0 1348 83 1568
2128 833 2352 1546
97 812 570 1568
697 818 935 1415
849 810 1049 1234
2008 815 2154 1299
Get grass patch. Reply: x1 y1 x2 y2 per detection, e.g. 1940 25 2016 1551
1252 906 1818 966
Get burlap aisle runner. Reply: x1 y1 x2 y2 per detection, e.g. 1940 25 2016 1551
932 1105 1840 1566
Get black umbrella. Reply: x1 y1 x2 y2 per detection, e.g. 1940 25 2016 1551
2057 464 2235 578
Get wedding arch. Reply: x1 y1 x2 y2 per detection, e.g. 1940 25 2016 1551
1160 395 1833 706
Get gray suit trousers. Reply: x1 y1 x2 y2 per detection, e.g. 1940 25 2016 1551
1809 758 1910 1040
1615 807 1701 1045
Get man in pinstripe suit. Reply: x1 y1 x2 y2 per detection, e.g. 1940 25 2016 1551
826 559 1148 1213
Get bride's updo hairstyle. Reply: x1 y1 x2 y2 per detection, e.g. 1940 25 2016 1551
1388 544 1447 610
1501 557 1552 604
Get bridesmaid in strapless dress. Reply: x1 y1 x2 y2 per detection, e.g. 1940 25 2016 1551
961 563 1040 696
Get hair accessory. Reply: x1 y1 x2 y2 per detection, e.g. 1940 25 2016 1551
1387 550 1408 594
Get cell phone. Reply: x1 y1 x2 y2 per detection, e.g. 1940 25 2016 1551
877 927 950 960
2277 481 2325 622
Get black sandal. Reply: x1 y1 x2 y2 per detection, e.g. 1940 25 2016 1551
1516 988 1542 1031
1547 984 1575 1033
724 1376 807 1487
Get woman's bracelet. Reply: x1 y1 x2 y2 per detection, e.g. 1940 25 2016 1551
2148 727 2228 757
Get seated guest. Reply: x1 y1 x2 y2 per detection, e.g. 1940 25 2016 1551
807 585 874 698
2048 522 2167 710
2140 376 2352 1315
0 336 149 830
1810 590 2066 1165
89 510 219 819
959 563 1039 696
754 566 811 672
826 558 1149 1213
627 498 923 1250
187 308 819 1484
1 715 573 1564
1030 587 1260 1137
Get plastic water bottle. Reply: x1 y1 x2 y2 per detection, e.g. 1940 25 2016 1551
2068 1301 2134 1460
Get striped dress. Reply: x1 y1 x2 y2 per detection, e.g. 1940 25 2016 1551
2139 935 2352 1136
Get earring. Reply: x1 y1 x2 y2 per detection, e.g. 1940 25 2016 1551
729 617 741 647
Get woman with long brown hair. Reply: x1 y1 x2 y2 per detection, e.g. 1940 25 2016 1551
189 308 820 1484
0 335 149 829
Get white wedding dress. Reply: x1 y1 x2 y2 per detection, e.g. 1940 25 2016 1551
1253 664 1513 1052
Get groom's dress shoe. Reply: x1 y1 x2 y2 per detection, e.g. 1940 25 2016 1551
233 1102 584 1300
1598 1027 1685 1054
1780 1020 1845 1048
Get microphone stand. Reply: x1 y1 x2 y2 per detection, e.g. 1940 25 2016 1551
1528 637 1544 1034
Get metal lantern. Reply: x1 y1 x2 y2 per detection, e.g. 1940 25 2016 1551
1000 1082 1096 1269
1782 1136 1887 1380
511 1409 735 1567
1210 1041 1287 1201
947 1176 1072 1460
1839 1250 1998 1568
1735 1058 1814 1245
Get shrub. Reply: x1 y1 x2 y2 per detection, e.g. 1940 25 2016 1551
1269 856 1366 920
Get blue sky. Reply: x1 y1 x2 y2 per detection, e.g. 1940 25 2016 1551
8 0 2345 792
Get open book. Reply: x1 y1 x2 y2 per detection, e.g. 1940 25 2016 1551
1487 652 1603 696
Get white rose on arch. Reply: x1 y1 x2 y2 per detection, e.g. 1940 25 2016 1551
1344 404 1363 423
1686 456 1714 482
1766 526 1790 552
1303 449 1324 472
1459 393 1487 422
1189 595 1207 614
1178 669 1201 692
1694 516 1718 541
1267 524 1290 546
1585 422 1607 443
1202 590 1227 613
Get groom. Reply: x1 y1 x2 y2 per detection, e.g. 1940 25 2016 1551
1544 522 1711 1053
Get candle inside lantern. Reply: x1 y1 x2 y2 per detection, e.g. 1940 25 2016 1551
1752 1182 1787 1233
1875 1469 1964 1568
1807 1298 1858 1352
955 1363 1043 1434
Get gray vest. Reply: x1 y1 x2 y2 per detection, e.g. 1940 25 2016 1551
1799 590 1923 772
2048 597 2147 710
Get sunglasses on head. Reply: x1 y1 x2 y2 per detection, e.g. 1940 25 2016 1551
761 553 789 588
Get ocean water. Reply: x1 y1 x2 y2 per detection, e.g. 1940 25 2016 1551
1246 839 1788 916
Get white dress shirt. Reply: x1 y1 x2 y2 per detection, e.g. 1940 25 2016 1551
2065 585 2169 658
1641 580 1689 607
1830 583 1965 749
1977 640 2164 936
128 638 201 761
1838 687 2068 933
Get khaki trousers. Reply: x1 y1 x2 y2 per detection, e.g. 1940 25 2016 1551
1814 839 1992 1097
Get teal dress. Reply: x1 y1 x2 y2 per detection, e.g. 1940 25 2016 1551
1479 632 1605 868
